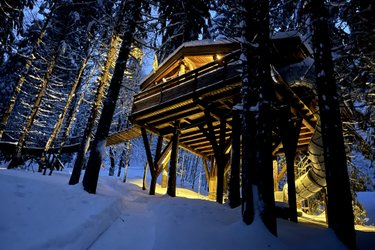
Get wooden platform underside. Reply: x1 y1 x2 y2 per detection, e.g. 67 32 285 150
129 52 317 159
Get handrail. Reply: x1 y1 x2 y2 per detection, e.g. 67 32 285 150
134 50 241 102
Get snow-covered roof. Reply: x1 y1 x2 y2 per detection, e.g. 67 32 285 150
140 38 240 90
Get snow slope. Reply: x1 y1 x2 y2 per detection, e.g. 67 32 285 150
0 167 374 250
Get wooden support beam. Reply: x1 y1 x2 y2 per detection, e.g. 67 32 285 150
140 103 196 124
196 99 232 129
132 70 241 120
276 163 287 183
167 121 180 197
153 136 163 167
200 124 218 156
180 135 207 144
141 128 155 174
194 144 214 150
141 128 159 195
179 130 204 141
148 109 201 127
199 149 215 155
134 121 207 159
158 116 208 136
156 140 173 168
202 158 210 184
279 107 302 223
273 160 278 192
200 111 229 204
197 103 222 122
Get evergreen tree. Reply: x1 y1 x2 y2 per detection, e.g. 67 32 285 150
211 0 240 39
69 0 128 185
82 0 142 193
0 4 55 140
0 0 36 64
240 0 277 235
156 0 211 62
309 0 356 248
8 1 76 167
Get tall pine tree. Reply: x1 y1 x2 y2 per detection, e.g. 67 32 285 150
240 0 277 235
309 0 356 248
82 0 142 193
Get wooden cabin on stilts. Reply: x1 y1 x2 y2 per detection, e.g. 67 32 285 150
106 32 351 226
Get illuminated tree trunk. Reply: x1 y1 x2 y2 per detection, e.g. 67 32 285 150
0 6 54 140
240 0 277 235
55 80 89 162
142 162 149 190
68 26 121 185
68 38 118 184
83 0 141 193
41 42 91 173
310 1 356 249
122 142 132 182
8 38 61 168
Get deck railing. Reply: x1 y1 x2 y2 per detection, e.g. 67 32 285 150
133 50 241 103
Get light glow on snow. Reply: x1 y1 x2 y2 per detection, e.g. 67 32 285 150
0 166 374 250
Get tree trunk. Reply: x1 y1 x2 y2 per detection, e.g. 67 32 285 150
310 1 356 248
149 173 157 195
0 6 54 140
216 118 227 204
142 162 149 190
41 42 91 173
109 147 115 176
117 143 127 177
229 112 241 208
279 107 301 222
191 156 198 189
141 129 158 194
56 75 91 160
167 121 180 197
68 16 121 185
122 141 131 182
240 0 277 235
8 37 62 168
82 0 141 193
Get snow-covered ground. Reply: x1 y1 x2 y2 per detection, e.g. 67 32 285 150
0 166 374 250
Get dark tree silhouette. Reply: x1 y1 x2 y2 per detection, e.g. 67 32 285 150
240 0 277 235
83 0 142 193
309 0 356 249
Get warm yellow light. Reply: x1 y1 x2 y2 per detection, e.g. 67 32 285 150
129 178 208 200
213 54 222 61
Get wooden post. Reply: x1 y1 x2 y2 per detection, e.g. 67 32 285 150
229 112 241 208
141 128 157 195
202 158 210 185
200 111 229 204
161 169 168 188
273 160 278 192
216 117 227 203
154 136 163 167
208 157 217 200
279 108 301 223
167 121 180 197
